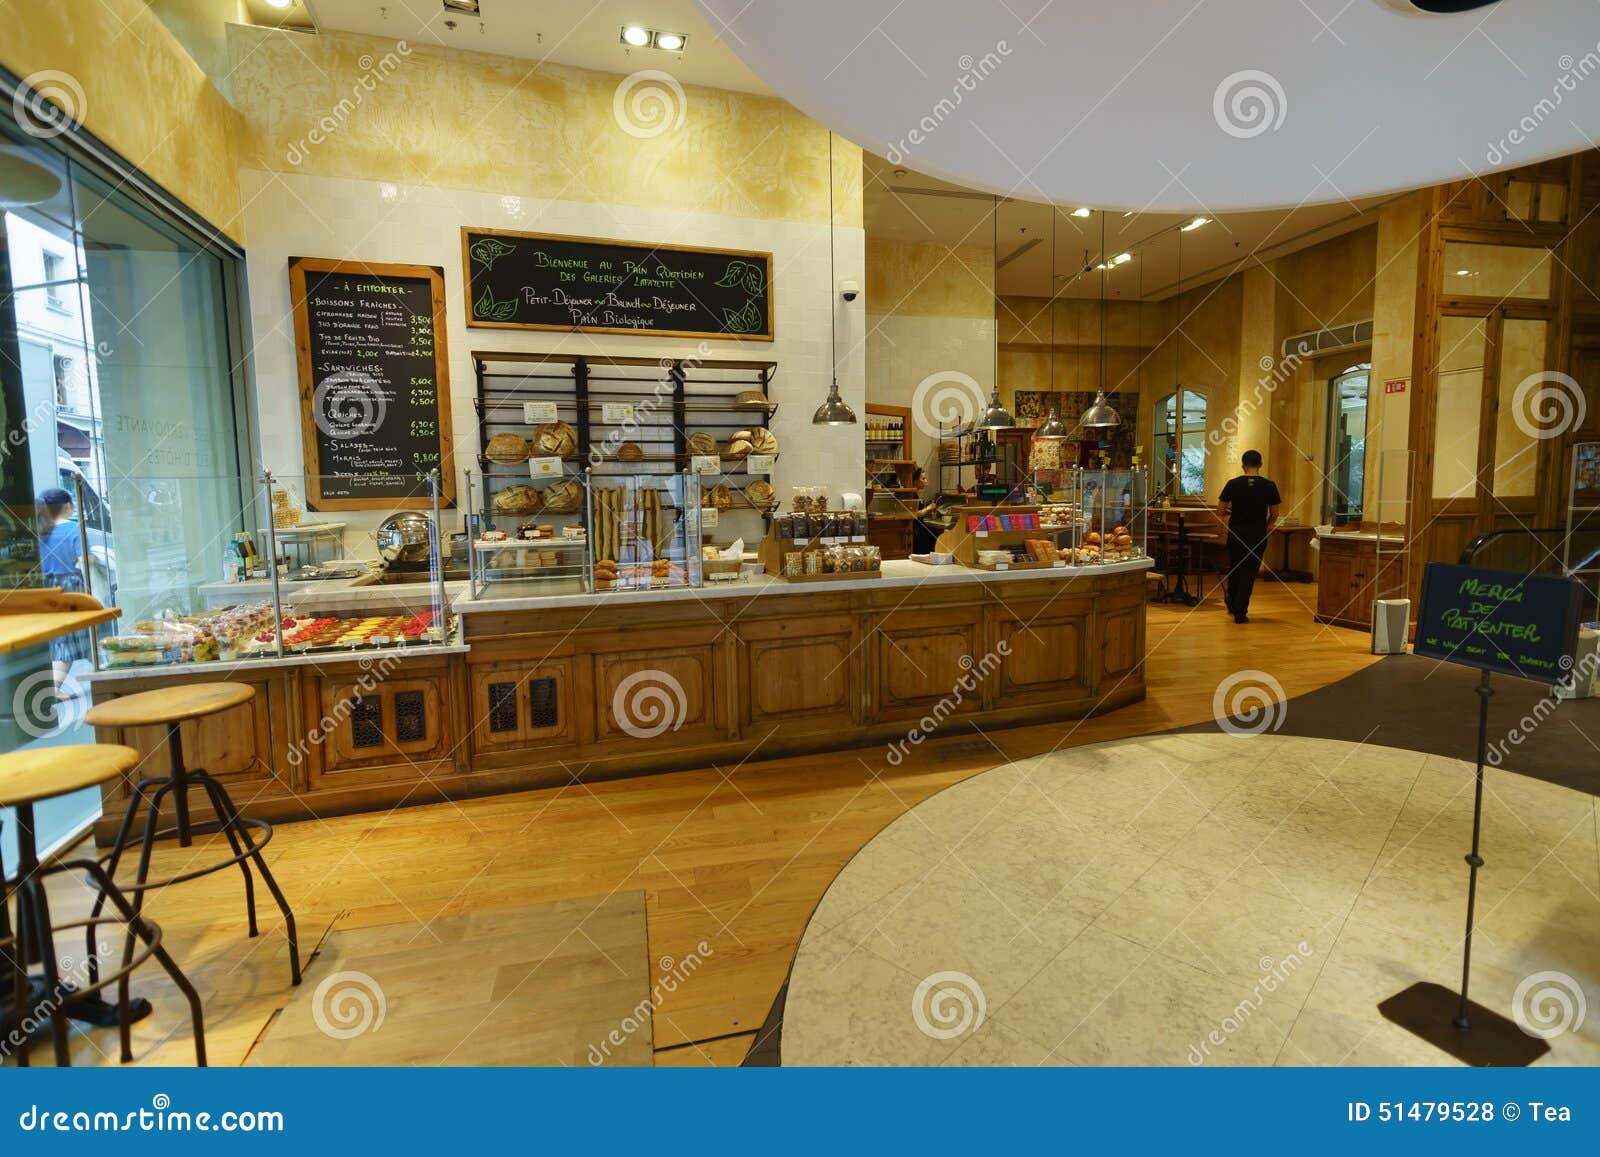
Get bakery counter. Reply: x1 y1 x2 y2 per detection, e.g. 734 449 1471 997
87 560 1149 840
452 557 1152 613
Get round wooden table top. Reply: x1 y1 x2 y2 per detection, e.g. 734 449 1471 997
0 744 141 806
85 682 256 728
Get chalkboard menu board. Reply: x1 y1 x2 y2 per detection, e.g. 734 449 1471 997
460 228 773 341
1414 563 1583 683
289 257 455 510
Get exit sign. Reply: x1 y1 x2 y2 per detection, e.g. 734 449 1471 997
1384 377 1408 394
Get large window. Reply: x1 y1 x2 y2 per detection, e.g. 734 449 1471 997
0 103 253 855
1154 389 1207 500
1323 364 1370 526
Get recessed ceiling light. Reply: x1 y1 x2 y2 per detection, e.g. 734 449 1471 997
1071 207 1091 218
621 25 650 47
263 0 294 8
1181 216 1209 231
1455 268 1473 276
654 31 686 51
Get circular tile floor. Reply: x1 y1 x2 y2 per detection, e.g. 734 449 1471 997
783 733 1600 1065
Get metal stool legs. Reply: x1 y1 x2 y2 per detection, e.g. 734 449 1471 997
88 720 300 993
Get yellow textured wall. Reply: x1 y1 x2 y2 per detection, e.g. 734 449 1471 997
227 26 862 227
866 240 992 317
0 0 245 241
146 0 246 99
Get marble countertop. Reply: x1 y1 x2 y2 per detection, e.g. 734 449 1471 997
452 557 1153 614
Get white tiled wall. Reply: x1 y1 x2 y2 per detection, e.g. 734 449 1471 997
237 169 865 547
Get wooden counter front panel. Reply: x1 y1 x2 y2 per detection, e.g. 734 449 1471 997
592 643 722 748
872 605 985 724
738 613 857 734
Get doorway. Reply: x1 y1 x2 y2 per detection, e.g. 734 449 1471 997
1322 364 1370 526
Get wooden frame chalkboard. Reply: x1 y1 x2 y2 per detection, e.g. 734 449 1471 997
289 257 455 511
460 228 774 341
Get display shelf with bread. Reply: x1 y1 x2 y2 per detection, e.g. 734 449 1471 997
586 471 704 593
475 352 779 549
465 468 591 598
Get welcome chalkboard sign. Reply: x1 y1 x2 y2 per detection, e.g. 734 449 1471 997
289 257 455 510
460 228 773 341
1413 563 1583 683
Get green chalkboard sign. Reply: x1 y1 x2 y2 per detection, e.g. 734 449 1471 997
460 228 773 341
1413 563 1584 683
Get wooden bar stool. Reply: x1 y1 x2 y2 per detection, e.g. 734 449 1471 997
0 745 205 1066
84 684 300 1042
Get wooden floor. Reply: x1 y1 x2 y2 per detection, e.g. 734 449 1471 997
33 581 1380 1067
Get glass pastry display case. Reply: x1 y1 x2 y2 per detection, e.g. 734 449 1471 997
463 467 590 598
97 473 456 670
1063 467 1150 565
587 471 704 592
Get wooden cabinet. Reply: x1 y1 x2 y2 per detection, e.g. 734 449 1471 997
468 658 576 754
867 516 914 560
308 659 456 789
1315 536 1406 630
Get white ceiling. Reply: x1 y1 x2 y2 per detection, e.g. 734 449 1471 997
697 0 1600 212
864 154 1387 301
304 0 772 94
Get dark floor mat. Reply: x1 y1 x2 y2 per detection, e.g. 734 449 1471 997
1188 653 1600 797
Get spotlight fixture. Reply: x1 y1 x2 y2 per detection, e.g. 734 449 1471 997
620 26 688 51
1181 216 1209 231
264 0 295 8
1071 207 1092 218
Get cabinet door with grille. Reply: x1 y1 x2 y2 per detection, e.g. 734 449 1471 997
468 659 575 753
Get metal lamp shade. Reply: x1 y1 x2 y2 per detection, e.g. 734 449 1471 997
1035 407 1069 440
1080 391 1120 428
812 379 857 425
977 386 1013 429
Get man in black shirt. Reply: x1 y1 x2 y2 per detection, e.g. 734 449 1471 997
1216 450 1281 623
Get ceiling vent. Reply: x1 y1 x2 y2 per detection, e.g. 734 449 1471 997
1282 320 1373 362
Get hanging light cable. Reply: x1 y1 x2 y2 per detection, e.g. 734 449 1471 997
1036 205 1068 440
812 131 857 426
1079 208 1120 429
978 195 1013 430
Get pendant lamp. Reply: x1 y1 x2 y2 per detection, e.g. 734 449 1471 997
813 131 857 426
977 199 1012 430
1035 207 1068 440
1078 210 1120 429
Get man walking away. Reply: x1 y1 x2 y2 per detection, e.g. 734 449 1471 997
1216 450 1280 624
